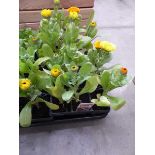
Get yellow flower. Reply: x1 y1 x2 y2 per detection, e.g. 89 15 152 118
100 41 116 52
51 68 61 77
90 21 96 27
71 65 79 71
69 11 78 19
32 37 38 42
19 79 31 90
41 9 52 18
67 7 80 13
120 67 128 75
94 40 101 49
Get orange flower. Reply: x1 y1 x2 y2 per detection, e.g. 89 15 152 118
120 67 128 75
67 6 80 13
94 40 101 49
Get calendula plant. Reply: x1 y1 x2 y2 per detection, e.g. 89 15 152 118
91 65 131 110
41 62 98 106
19 0 131 127
19 35 59 127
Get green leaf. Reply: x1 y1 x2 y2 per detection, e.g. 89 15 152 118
38 98 59 110
88 28 97 38
107 95 126 110
100 65 130 93
62 90 74 101
64 23 79 44
91 96 110 107
79 28 86 33
111 68 131 87
73 54 89 65
19 102 32 127
96 52 112 67
34 57 50 66
29 71 52 90
19 90 28 97
91 99 98 104
79 62 93 76
88 49 98 65
43 68 51 75
52 64 61 70
19 60 30 74
38 32 51 45
60 72 71 85
19 47 27 58
86 11 94 29
19 28 33 39
50 31 60 48
44 101 59 110
77 76 91 85
77 36 92 48
79 75 98 95
30 89 42 101
100 70 111 90
97 96 110 107
27 47 36 57
42 44 54 57
46 75 64 100
37 73 52 89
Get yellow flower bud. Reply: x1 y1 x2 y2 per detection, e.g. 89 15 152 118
54 0 60 4
19 79 31 90
94 40 101 49
51 68 61 77
90 21 96 27
71 65 79 71
41 9 52 18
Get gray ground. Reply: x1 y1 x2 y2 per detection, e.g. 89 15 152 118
20 0 135 155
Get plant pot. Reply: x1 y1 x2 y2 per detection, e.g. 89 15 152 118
92 104 110 111
51 96 66 113
79 93 91 103
19 97 29 113
32 102 50 119
26 107 110 127
19 92 51 119
19 92 110 128
90 85 103 99
70 100 80 111
31 92 51 119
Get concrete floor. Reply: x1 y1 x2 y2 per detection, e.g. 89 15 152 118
19 0 135 155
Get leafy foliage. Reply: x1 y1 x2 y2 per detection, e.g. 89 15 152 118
100 64 131 93
19 1 130 127
19 102 32 127
106 95 126 110
91 95 110 107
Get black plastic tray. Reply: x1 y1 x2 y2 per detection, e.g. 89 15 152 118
29 108 110 127
19 87 110 127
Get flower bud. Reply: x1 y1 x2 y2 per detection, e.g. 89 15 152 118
54 0 60 4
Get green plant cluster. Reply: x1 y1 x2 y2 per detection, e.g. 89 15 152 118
19 1 130 127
